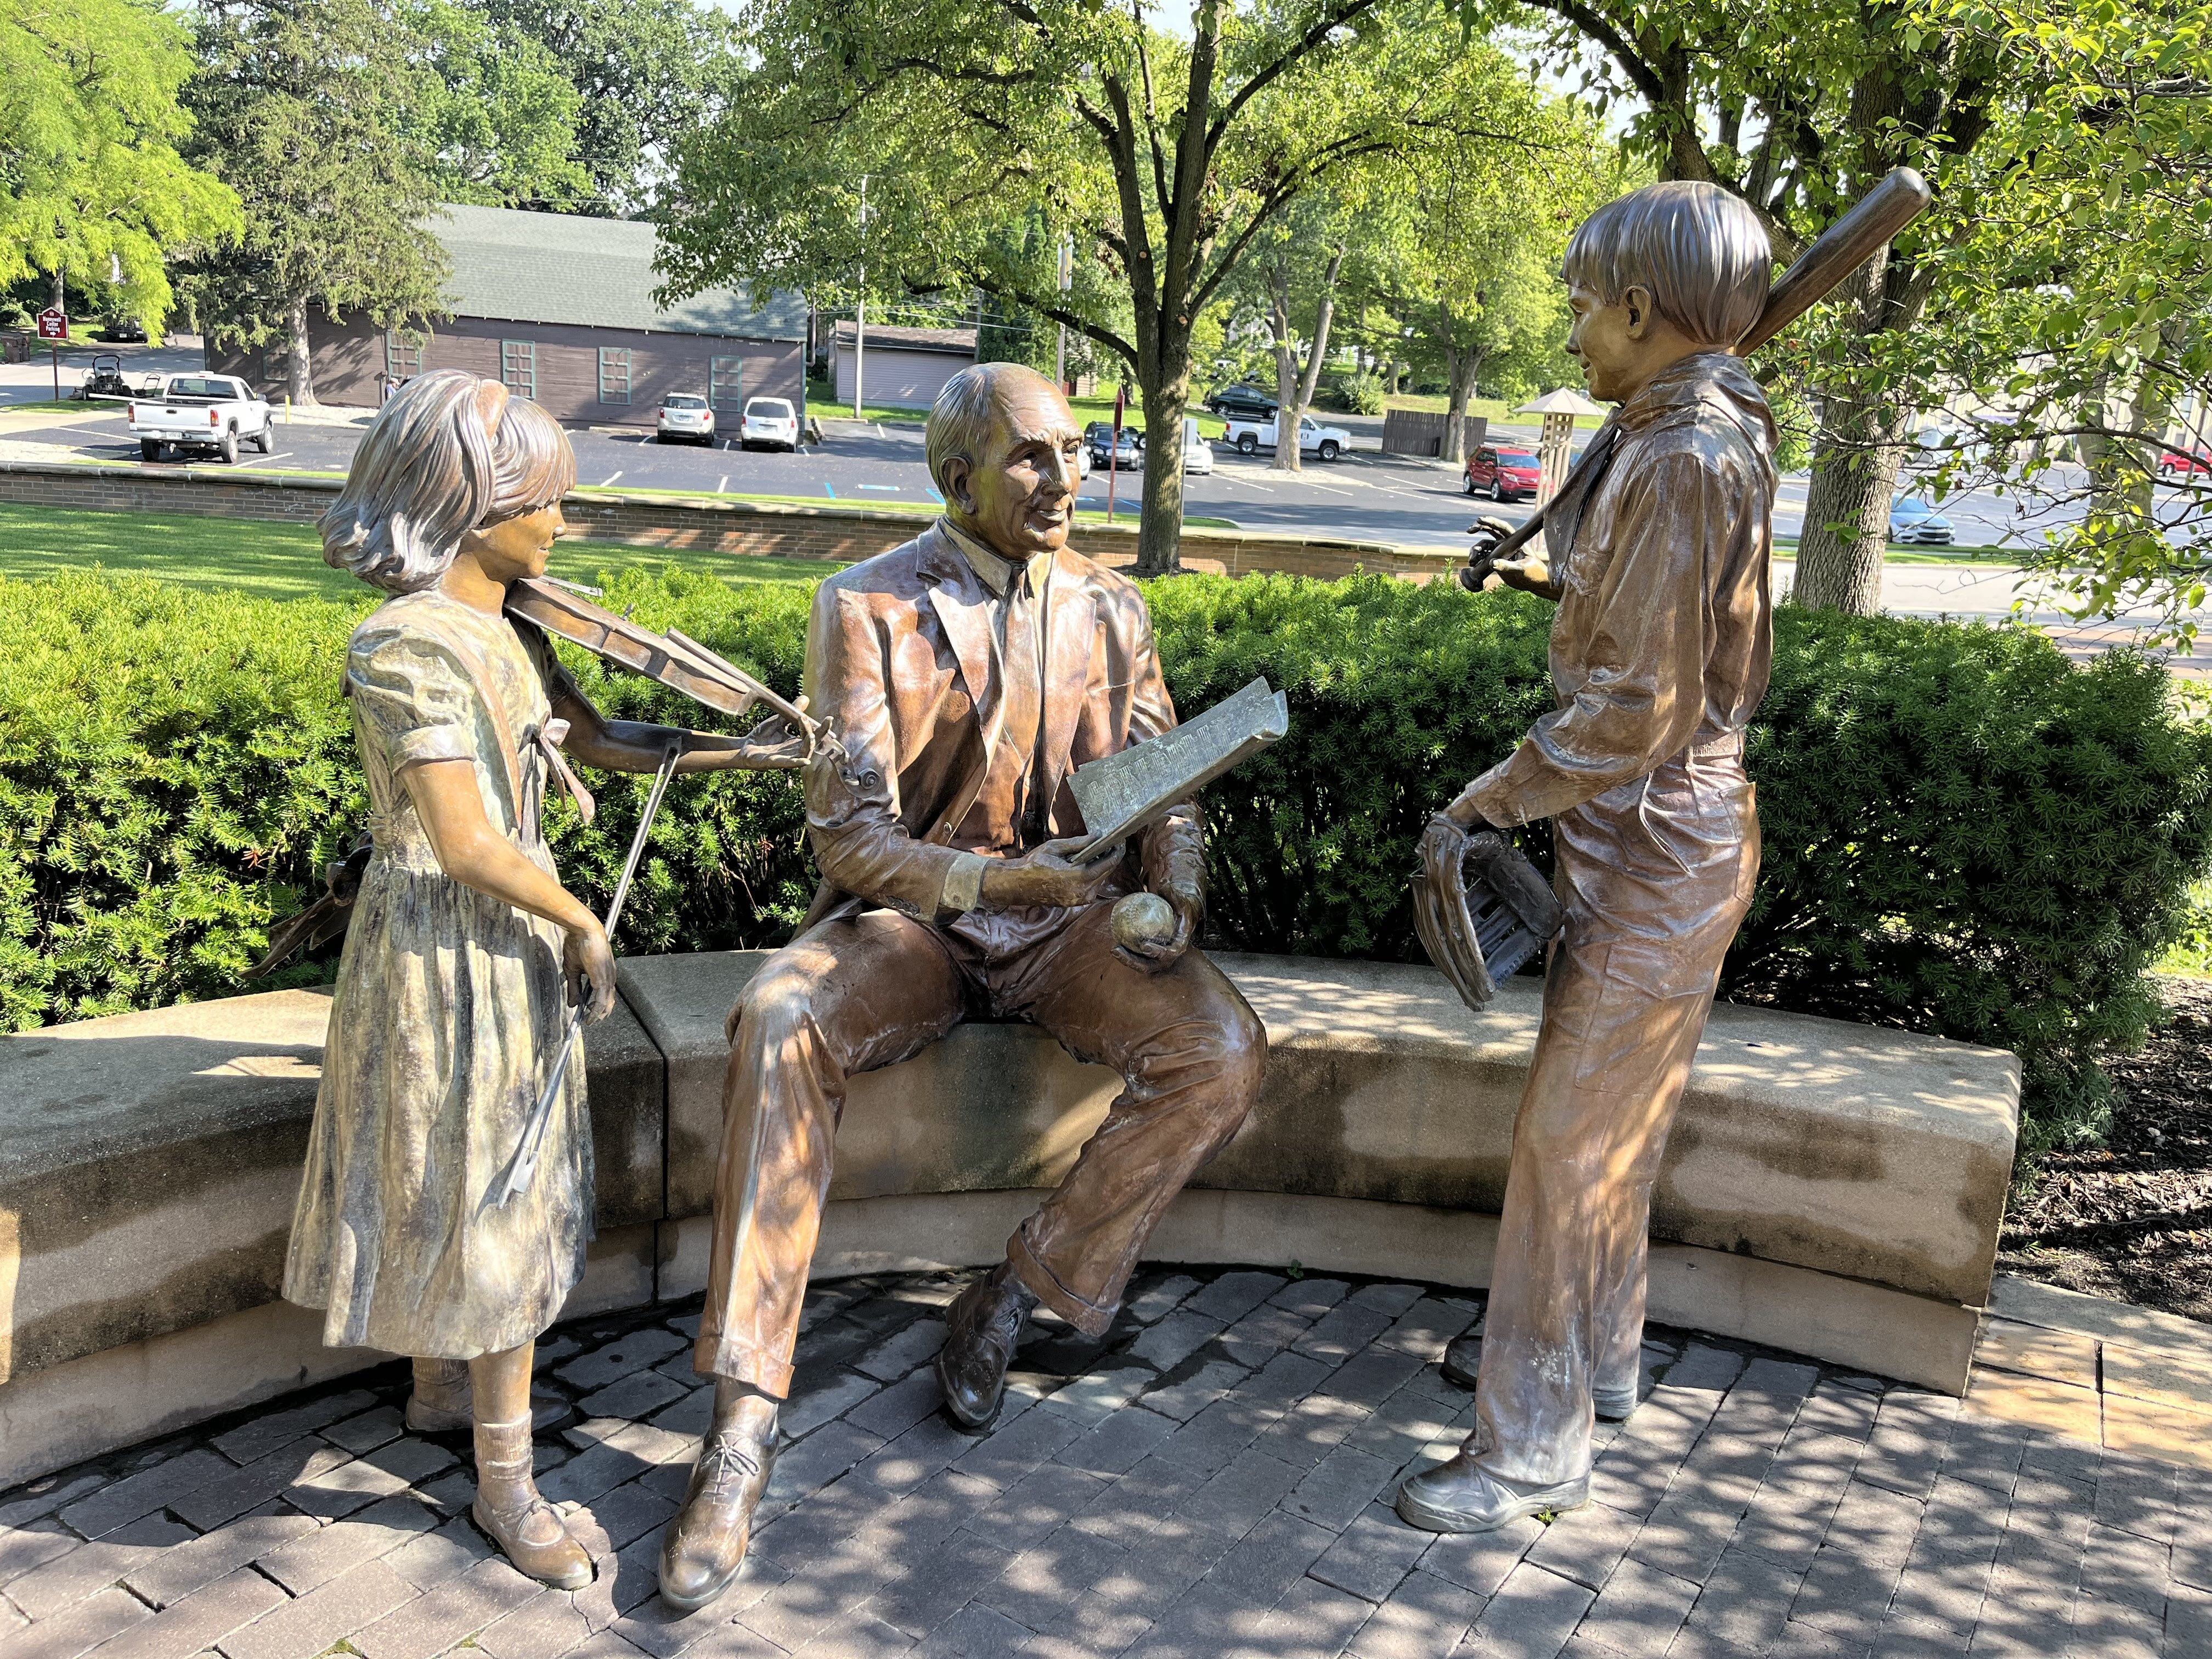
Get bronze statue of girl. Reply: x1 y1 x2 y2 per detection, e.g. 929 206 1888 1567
285 371 794 1585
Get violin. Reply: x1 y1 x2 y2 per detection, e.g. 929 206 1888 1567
505 575 820 751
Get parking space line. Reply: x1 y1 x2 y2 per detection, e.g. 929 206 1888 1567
857 483 899 492
823 483 837 498
599 470 623 487
716 475 728 493
927 486 944 504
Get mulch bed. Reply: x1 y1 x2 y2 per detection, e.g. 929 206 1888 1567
1996 974 2212 1323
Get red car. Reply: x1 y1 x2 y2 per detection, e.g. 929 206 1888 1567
2156 446 2211 479
1464 445 1543 500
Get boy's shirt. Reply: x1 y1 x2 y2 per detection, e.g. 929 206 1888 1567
1468 352 1778 828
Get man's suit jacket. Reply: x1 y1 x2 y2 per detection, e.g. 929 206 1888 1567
799 521 1201 934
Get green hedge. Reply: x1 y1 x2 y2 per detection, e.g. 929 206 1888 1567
4 565 2209 1154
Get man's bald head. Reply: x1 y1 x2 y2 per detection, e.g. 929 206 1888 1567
928 362 1084 562
926 363 1071 496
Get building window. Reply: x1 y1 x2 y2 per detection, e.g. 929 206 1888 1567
383 329 423 380
597 346 632 405
501 339 536 400
709 355 744 413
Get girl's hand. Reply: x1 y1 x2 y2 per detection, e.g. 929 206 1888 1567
677 713 811 772
563 918 618 1023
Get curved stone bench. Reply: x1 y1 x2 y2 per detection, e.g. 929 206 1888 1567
0 949 2018 1488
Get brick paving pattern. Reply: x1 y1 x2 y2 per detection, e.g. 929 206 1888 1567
4 1267 2207 1659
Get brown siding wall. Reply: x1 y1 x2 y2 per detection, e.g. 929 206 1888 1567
832 345 973 411
0 460 1459 584
213 313 805 431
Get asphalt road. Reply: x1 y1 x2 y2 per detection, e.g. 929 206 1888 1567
0 399 2104 555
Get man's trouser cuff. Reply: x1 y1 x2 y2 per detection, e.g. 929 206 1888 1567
693 1330 795 1399
1008 1225 1118 1338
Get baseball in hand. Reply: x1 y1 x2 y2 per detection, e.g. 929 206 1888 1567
1111 892 1178 953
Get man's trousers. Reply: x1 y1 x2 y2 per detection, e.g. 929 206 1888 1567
694 900 1266 1393
1471 741 1759 1488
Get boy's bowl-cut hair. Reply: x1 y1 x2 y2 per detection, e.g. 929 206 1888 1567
1562 182 1773 351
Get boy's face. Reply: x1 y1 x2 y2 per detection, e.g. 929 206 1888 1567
1566 278 1700 404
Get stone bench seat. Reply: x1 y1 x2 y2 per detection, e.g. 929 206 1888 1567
0 950 2019 1487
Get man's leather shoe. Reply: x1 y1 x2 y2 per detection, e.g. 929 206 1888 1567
1440 1329 1481 1390
659 1396 779 1613
1395 1451 1589 1534
935 1265 1033 1432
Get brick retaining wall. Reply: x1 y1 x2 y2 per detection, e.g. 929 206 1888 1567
0 458 1460 583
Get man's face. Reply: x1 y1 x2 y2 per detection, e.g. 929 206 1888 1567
947 377 1084 560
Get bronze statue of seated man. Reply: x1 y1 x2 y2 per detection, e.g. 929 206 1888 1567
658 362 1267 1611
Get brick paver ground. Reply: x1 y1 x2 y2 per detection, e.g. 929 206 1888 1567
5 1267 2208 1659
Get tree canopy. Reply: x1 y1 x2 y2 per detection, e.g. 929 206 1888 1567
0 0 239 332
658 0 1557 571
182 0 449 402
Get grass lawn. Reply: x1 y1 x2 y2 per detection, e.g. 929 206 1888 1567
1380 392 1608 431
0 500 1243 603
0 502 851 603
1770 532 2020 565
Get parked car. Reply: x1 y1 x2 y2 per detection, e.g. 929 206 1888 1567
1178 416 1214 476
1464 445 1542 501
1223 412 1349 461
738 396 800 452
127 374 273 464
97 315 148 344
2156 445 2212 480
1086 421 1143 471
1205 383 1278 420
1888 496 1955 545
657 393 716 445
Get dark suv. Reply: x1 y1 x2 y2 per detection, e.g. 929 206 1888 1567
1204 383 1278 420
1085 421 1144 470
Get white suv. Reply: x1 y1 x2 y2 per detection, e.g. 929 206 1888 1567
740 396 800 452
657 393 715 445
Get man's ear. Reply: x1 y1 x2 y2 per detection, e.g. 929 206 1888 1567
1621 284 1655 341
940 456 973 514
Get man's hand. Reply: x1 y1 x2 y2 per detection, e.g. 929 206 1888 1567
562 918 618 1024
1115 882 1200 975
979 837 1123 910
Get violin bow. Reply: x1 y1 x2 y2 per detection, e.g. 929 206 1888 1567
491 738 682 1208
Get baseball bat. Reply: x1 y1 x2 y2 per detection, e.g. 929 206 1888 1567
1465 167 1933 576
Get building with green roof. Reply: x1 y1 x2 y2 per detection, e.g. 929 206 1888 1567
211 205 808 431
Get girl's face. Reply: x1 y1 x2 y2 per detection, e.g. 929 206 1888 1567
462 502 567 582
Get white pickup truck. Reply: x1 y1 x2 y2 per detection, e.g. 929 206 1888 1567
1222 411 1350 461
128 374 275 464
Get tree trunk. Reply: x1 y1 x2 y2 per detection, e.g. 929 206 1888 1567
1293 247 1344 436
1269 261 1303 476
1793 387 1906 612
285 297 317 406
1133 368 1190 576
1442 351 1481 464
51 270 65 314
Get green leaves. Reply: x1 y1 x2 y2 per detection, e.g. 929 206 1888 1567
0 0 241 332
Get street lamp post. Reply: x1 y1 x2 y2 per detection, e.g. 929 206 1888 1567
1055 233 1073 393
853 175 868 421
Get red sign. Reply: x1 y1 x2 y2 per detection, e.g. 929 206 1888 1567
36 308 66 341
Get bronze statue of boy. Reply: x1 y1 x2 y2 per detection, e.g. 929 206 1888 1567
1398 182 1779 1534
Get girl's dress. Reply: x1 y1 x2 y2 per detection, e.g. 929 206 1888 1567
285 590 594 1358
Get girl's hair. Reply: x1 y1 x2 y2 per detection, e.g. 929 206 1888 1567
320 370 501 593
1561 182 1773 349
489 393 577 522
